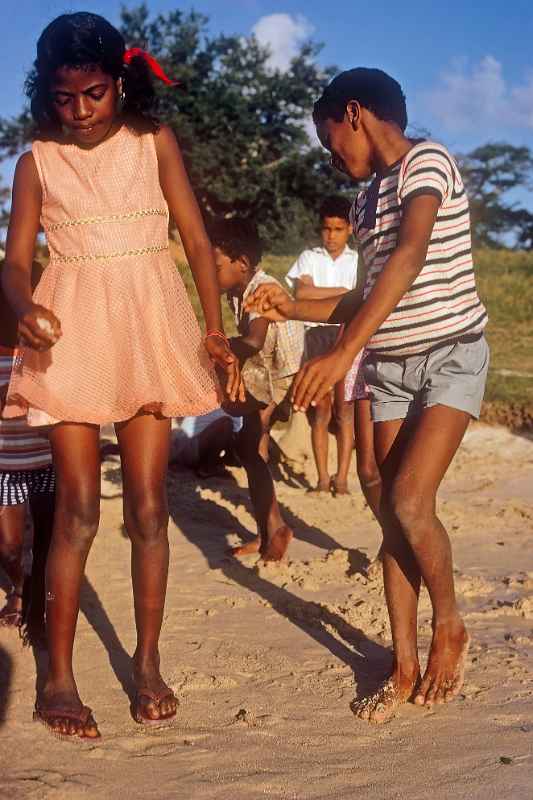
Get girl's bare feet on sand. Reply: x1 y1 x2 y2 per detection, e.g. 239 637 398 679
306 481 330 495
330 476 350 496
260 525 293 562
351 665 420 724
414 619 470 706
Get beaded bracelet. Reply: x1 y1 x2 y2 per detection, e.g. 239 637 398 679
205 329 230 347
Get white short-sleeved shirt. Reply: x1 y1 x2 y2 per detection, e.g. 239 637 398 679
286 246 358 327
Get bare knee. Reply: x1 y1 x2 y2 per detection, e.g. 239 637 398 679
357 459 381 488
125 494 168 546
389 485 434 544
335 400 354 426
54 491 100 550
313 399 331 426
0 540 22 566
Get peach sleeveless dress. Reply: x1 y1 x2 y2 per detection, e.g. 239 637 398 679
4 125 220 425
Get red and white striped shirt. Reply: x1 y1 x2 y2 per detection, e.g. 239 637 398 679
351 141 487 356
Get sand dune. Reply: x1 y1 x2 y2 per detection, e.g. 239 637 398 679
0 422 532 799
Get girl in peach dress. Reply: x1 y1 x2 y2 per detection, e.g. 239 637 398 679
2 12 242 740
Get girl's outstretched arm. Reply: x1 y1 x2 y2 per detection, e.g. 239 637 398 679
154 125 243 402
244 282 362 324
2 153 61 350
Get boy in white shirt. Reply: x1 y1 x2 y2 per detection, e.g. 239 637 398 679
286 197 357 494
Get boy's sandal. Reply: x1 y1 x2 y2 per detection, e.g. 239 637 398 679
33 703 100 741
131 688 178 726
0 590 24 628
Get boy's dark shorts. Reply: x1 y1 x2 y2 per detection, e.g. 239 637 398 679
363 334 489 423
0 464 56 507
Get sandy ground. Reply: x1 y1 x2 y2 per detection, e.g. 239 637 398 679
0 421 532 800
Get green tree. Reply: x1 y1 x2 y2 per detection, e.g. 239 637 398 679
0 4 354 252
457 142 533 248
119 4 354 250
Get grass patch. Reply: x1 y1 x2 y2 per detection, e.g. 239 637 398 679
475 249 533 409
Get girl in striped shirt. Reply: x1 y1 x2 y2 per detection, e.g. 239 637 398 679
246 68 489 724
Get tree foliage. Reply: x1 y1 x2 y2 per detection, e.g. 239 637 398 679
119 4 355 250
457 143 533 248
1 7 533 251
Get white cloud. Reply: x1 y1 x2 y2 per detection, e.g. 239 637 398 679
252 13 314 72
424 56 533 132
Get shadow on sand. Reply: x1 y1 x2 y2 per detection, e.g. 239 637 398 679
0 643 13 726
27 454 388 714
165 468 391 700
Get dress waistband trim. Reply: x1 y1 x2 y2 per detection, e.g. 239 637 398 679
49 243 169 264
47 208 167 232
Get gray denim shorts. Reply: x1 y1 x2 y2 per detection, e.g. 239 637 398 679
363 334 490 423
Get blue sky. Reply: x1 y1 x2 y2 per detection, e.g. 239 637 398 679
2 0 533 189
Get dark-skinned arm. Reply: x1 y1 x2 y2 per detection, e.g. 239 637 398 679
2 153 61 350
229 317 270 364
244 282 361 324
154 125 244 401
294 275 349 301
292 193 442 410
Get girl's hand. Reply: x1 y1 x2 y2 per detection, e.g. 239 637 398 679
205 336 245 403
244 283 295 322
292 347 353 411
19 304 62 351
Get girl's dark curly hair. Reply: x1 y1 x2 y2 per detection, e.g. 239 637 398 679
26 12 159 137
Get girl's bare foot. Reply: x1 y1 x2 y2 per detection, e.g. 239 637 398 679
35 681 100 739
133 657 178 724
414 619 470 707
351 664 420 724
330 476 350 496
229 537 261 557
307 481 330 495
260 525 293 562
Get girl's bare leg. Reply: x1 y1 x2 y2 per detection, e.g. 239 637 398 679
353 405 470 723
115 413 176 722
233 412 292 561
332 381 354 493
40 422 101 738
309 394 332 491
0 504 26 626
355 398 382 520
388 406 470 707
354 398 383 574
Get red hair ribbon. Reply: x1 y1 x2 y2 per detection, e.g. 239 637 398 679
123 47 181 87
